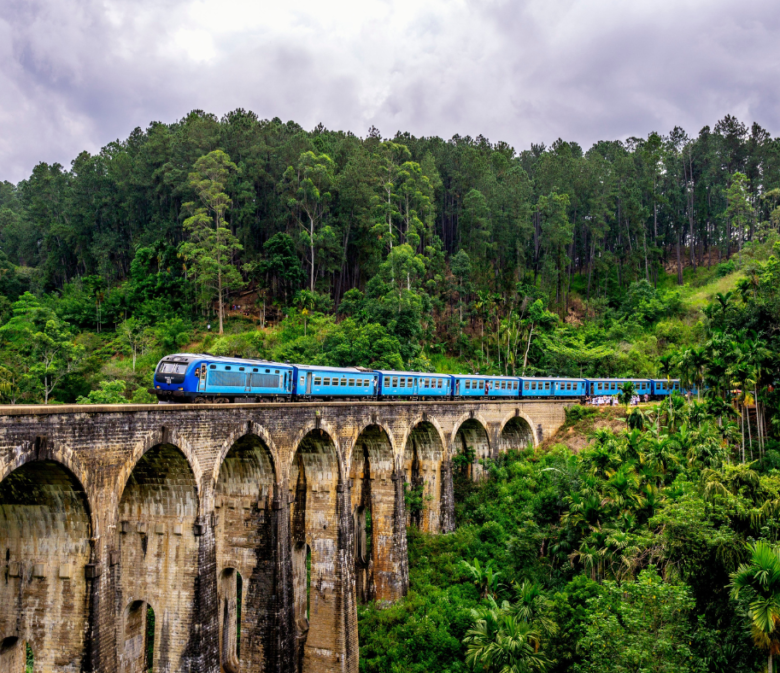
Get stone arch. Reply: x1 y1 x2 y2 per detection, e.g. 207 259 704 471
451 415 492 482
0 438 97 534
117 442 200 673
0 460 93 672
289 428 340 673
120 599 154 673
350 424 404 603
287 420 344 484
403 421 446 533
118 427 202 513
499 412 536 451
215 432 278 672
211 421 280 494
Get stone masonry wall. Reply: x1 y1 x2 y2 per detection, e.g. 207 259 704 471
0 399 568 672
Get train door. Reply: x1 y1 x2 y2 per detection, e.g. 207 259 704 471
306 372 312 395
198 366 207 392
245 371 252 393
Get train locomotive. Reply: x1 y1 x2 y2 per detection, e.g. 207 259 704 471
151 353 689 403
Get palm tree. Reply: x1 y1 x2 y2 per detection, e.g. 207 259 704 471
464 604 550 673
730 541 780 673
460 558 503 600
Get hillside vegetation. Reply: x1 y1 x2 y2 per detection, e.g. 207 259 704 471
0 111 779 672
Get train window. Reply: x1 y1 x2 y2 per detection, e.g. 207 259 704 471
348 379 354 386
314 377 322 385
531 382 536 390
400 378 406 387
253 368 258 372
239 367 245 371
266 369 270 373
437 379 442 388
225 366 231 370
524 382 528 390
407 378 413 387
340 378 346 386
393 377 398 386
465 380 470 390
210 365 216 369
323 377 330 385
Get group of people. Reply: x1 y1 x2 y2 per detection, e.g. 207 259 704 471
585 394 648 406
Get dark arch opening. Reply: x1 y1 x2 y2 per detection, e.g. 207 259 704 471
121 600 154 673
290 429 339 672
500 416 534 453
453 419 490 509
403 422 445 532
0 461 92 672
215 433 276 671
118 444 198 672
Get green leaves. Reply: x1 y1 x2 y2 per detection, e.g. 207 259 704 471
575 567 701 673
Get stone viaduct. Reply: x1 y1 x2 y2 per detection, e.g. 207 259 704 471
0 399 568 673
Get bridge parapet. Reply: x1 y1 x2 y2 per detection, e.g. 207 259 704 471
0 399 569 673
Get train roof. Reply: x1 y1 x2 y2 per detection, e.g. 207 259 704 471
452 373 518 379
518 376 586 381
375 370 449 377
292 364 371 374
160 353 292 368
586 378 651 382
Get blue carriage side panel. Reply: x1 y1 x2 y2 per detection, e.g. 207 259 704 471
154 354 293 398
414 374 451 397
205 360 292 396
294 365 377 397
519 378 554 397
552 379 586 397
485 377 521 398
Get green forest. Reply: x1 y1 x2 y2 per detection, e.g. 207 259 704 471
1 109 780 671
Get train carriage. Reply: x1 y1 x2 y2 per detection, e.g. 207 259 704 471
519 377 587 398
452 374 488 399
587 378 651 398
293 365 377 399
483 376 521 398
519 377 553 398
153 354 293 402
376 370 451 399
651 379 682 397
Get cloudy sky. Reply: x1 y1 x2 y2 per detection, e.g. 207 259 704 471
1 0 779 182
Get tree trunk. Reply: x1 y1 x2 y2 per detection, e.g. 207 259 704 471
309 214 316 292
676 231 683 285
218 267 224 335
522 324 534 375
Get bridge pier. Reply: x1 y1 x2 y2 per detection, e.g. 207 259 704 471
0 399 567 672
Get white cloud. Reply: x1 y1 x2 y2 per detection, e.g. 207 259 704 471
1 0 778 182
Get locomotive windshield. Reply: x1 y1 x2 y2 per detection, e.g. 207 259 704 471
158 362 188 375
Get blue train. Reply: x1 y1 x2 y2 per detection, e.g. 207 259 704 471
150 353 689 403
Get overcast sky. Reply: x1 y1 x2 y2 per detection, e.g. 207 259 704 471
1 0 779 183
